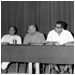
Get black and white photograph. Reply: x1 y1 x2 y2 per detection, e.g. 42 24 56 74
1 1 74 74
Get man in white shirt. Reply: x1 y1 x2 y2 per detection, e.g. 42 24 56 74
1 26 22 73
46 21 74 45
45 21 74 74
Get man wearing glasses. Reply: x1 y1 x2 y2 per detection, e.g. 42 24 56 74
45 21 74 74
46 21 74 45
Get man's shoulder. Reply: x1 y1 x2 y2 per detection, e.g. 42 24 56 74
37 31 44 36
63 30 74 38
2 34 10 37
63 30 71 34
25 33 30 36
48 30 55 34
15 35 21 38
24 33 30 38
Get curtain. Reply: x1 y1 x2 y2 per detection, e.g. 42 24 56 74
1 1 74 40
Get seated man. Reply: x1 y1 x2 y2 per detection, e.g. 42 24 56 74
23 25 45 74
1 26 22 73
45 21 74 74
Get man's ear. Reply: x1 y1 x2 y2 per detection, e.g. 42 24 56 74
28 30 29 33
61 28 63 30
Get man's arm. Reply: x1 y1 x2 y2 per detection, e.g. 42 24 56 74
67 31 74 42
17 36 22 44
64 31 74 45
1 35 9 45
1 42 10 45
41 34 45 44
46 31 53 42
23 34 29 44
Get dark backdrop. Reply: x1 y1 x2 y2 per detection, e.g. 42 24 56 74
1 1 74 40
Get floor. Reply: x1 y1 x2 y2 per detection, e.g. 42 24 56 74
2 63 73 74
4 62 44 74
6 62 27 74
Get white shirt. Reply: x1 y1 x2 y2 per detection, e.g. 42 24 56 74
46 29 74 45
1 34 22 44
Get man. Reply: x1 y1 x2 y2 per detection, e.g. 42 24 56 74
46 21 74 45
23 25 45 45
46 21 74 74
1 26 22 73
23 25 45 74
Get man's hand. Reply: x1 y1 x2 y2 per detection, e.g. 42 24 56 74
45 41 53 45
64 41 74 45
53 42 60 45
1 42 9 45
31 43 43 45
46 41 60 45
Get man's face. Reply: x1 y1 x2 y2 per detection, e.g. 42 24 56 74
55 24 63 33
28 26 36 34
9 27 15 35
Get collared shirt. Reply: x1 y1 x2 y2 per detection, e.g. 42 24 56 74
46 29 74 45
23 31 45 44
1 34 22 44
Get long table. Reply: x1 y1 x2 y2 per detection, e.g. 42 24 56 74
1 45 74 64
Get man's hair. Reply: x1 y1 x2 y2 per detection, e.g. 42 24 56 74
8 26 17 34
62 22 68 30
29 25 38 31
56 21 68 29
34 25 38 31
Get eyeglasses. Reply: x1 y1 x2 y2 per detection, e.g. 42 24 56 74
9 29 15 31
55 26 62 29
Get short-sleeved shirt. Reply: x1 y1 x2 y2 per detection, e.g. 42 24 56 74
23 31 45 44
46 29 74 45
1 34 22 44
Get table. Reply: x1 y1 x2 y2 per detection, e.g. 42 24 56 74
1 45 74 73
1 45 74 64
